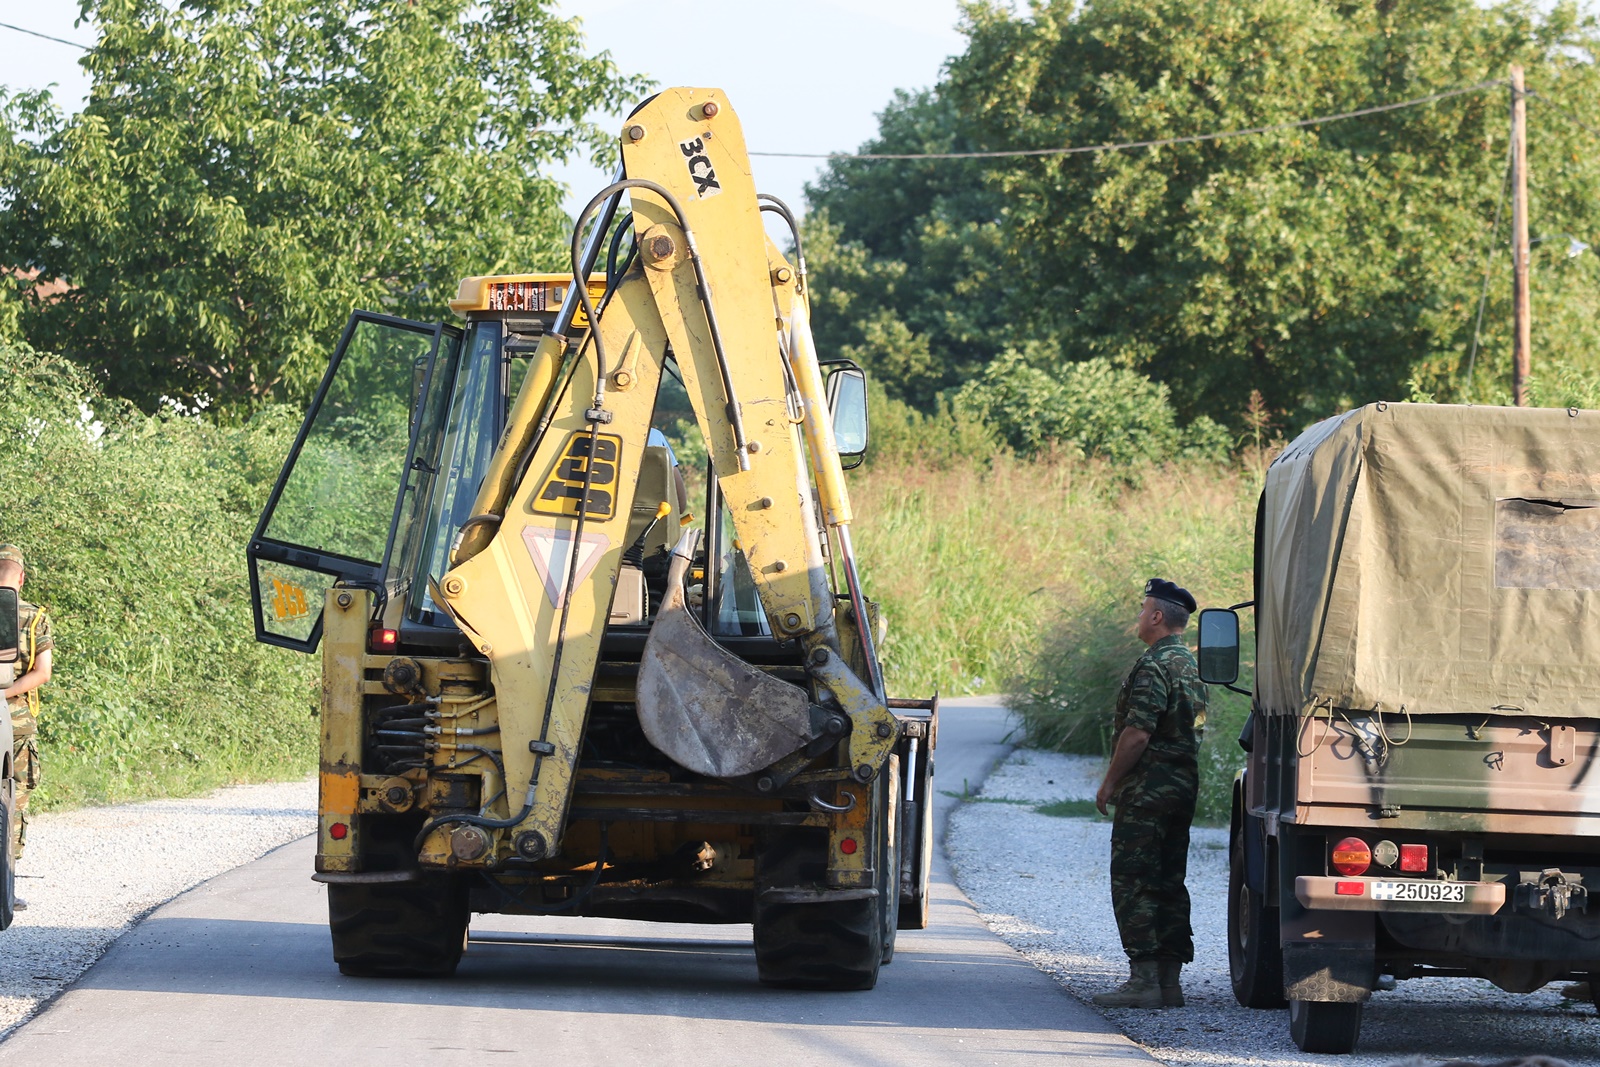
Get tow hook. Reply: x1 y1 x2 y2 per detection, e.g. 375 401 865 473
1515 868 1588 920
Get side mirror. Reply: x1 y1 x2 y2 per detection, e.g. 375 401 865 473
1196 608 1240 686
824 365 869 468
0 588 17 663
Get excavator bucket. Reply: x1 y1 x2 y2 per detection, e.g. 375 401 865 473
637 533 813 778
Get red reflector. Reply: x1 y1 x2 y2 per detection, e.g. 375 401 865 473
370 628 398 652
1399 843 1429 872
839 837 858 855
1331 836 1372 876
1335 881 1365 896
329 822 349 841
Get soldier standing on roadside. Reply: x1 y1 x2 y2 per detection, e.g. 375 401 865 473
1093 578 1207 1010
0 546 50 902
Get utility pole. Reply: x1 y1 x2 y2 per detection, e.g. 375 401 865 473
1511 64 1531 406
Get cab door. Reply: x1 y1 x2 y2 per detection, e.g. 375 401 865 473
248 312 461 652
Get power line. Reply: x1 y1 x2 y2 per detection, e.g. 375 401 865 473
0 19 91 52
1527 90 1600 140
750 80 1502 161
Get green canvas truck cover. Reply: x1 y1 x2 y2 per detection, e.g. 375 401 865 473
1257 402 1600 719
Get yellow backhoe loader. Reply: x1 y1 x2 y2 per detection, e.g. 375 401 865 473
247 87 936 990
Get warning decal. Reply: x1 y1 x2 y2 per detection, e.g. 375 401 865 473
533 431 624 520
523 527 611 609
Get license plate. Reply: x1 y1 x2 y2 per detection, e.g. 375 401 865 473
1369 880 1467 903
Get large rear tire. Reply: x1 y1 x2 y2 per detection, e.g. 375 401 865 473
328 877 470 977
1228 831 1285 1008
1288 998 1363 1054
753 828 883 990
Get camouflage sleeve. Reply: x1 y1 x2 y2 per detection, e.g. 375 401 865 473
1121 657 1169 735
30 609 52 656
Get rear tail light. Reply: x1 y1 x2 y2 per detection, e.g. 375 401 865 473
369 627 399 653
1335 881 1365 896
329 822 349 840
1331 836 1372 876
1399 843 1429 872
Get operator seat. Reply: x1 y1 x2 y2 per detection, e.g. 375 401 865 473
612 445 679 625
626 445 679 559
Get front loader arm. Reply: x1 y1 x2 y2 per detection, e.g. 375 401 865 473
433 87 895 862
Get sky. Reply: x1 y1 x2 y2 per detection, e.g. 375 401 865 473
0 0 969 219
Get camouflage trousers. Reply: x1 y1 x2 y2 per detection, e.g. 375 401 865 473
10 713 38 864
1110 796 1196 963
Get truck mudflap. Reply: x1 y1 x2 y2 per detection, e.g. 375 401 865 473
1296 875 1506 914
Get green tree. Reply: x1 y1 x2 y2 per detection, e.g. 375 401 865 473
811 0 1600 431
0 0 647 413
804 89 1013 410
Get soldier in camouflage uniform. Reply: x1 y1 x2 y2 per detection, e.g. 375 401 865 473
0 546 51 896
1093 578 1207 1009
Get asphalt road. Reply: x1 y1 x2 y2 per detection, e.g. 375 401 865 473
0 697 1154 1065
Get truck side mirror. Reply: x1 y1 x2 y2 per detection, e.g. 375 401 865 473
825 366 869 469
1197 608 1240 686
0 588 17 663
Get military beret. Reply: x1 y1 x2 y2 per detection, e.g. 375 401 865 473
0 545 22 568
1144 577 1196 613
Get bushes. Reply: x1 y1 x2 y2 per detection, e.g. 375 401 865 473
950 346 1230 464
0 340 316 807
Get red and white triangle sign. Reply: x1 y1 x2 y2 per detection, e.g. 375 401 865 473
522 526 612 609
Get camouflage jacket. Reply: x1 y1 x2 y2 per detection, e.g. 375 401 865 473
6 600 52 720
1112 634 1207 810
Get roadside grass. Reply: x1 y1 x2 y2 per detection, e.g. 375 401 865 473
1034 798 1108 820
852 446 1260 827
0 343 317 808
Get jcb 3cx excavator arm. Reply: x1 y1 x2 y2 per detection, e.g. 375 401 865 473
249 87 935 989
429 87 898 863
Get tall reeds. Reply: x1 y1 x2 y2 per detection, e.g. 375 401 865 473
852 449 1258 824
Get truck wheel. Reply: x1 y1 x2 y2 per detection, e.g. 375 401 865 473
327 877 470 977
1228 830 1285 1008
1288 998 1363 1054
753 828 883 990
0 779 15 931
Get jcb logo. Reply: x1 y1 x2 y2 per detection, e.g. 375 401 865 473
271 577 310 621
534 432 624 520
679 136 721 199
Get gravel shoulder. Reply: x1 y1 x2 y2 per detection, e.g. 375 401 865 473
947 747 1600 1067
0 778 315 1036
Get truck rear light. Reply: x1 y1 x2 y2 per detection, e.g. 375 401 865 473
1331 836 1372 876
369 627 398 652
1335 881 1366 896
840 837 858 855
1399 843 1429 872
329 822 349 840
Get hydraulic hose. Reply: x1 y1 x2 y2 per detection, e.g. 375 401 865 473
573 176 753 470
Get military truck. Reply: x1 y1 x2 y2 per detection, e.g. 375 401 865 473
1201 402 1600 1053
